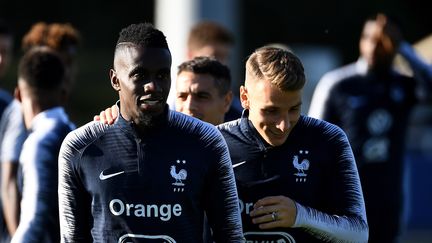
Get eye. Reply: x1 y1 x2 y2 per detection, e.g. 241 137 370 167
156 72 170 80
177 93 188 100
263 108 277 115
290 105 301 112
196 93 211 100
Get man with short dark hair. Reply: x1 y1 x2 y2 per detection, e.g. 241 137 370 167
11 46 74 243
176 56 233 125
59 23 244 242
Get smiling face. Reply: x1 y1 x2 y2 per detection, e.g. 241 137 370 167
175 71 231 125
241 73 302 146
111 44 172 127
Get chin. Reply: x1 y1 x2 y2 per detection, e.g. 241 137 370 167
267 135 288 146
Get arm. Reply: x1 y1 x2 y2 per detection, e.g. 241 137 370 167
398 41 432 90
11 138 61 243
204 131 245 242
294 127 368 242
0 100 26 236
1 162 20 235
250 127 368 242
58 133 92 242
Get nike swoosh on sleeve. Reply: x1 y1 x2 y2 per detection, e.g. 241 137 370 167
99 170 125 180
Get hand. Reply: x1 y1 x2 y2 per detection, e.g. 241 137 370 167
376 13 403 50
93 104 119 125
249 195 297 229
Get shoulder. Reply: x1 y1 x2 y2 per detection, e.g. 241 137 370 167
60 120 112 155
318 62 359 88
169 110 224 141
216 119 242 138
297 115 348 141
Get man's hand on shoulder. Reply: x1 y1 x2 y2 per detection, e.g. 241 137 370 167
93 104 119 125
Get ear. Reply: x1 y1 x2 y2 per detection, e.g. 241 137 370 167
223 91 233 113
110 69 120 91
14 86 21 102
239 85 249 109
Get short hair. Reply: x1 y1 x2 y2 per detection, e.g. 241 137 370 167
246 46 305 91
187 21 234 50
21 22 81 66
18 47 65 91
177 56 231 96
116 22 169 49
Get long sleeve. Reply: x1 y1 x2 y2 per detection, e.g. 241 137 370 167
203 132 245 242
293 126 368 243
58 130 93 243
398 41 432 99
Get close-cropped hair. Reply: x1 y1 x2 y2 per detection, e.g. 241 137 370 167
246 46 305 91
18 46 65 91
116 22 169 49
177 56 232 96
187 21 234 50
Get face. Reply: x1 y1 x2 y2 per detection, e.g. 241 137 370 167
189 43 231 65
359 20 396 69
241 73 302 146
175 71 231 125
0 34 13 78
111 45 171 127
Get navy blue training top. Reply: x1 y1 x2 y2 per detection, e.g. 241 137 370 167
310 70 419 238
58 108 244 243
218 112 368 242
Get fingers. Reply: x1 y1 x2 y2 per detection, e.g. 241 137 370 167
94 104 119 125
250 204 279 217
253 195 283 208
250 195 297 228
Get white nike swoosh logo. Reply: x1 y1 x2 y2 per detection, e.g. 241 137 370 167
233 161 246 168
99 170 125 180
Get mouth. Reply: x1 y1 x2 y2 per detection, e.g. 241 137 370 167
138 95 164 109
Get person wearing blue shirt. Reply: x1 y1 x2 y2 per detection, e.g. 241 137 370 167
11 46 74 243
217 46 368 242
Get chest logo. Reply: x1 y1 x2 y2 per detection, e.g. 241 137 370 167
171 160 187 192
293 150 310 182
99 170 125 180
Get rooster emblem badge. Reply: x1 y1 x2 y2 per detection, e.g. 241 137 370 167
170 165 187 186
293 151 310 182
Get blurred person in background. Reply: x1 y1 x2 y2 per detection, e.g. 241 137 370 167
11 46 74 243
0 18 15 243
168 20 242 122
308 13 432 243
0 21 80 238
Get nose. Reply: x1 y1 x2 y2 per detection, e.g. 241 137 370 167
183 95 198 113
276 116 291 133
143 81 159 93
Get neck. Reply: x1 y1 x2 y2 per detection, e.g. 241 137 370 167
22 96 61 129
